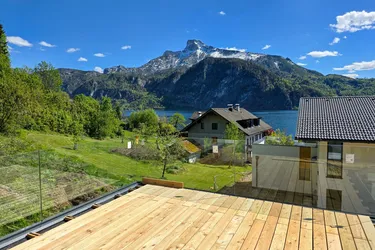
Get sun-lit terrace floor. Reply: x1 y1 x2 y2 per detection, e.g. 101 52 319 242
13 184 375 250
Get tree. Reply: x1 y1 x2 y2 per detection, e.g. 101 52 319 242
155 121 184 178
224 122 245 167
169 113 186 129
225 122 244 140
71 121 83 150
265 129 294 146
0 24 10 68
127 109 159 132
34 61 62 91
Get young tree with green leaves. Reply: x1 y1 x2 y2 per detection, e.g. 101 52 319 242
225 122 245 167
34 61 62 91
169 113 186 129
155 121 184 178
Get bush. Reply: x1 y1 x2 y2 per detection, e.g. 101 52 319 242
166 165 185 174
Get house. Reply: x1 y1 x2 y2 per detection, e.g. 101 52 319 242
181 104 272 152
252 96 375 216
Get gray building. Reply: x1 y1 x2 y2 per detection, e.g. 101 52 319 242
181 104 272 148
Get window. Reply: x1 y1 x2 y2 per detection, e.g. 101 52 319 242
201 123 204 129
326 189 342 210
327 142 343 179
212 123 218 130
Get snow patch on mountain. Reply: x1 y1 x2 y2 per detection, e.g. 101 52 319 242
104 40 265 74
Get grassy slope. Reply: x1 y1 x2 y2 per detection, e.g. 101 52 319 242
27 132 250 191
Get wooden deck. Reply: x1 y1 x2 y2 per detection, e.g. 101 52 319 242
13 185 375 250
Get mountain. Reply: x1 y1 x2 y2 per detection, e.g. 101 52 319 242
59 40 375 110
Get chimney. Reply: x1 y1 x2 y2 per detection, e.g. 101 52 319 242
227 104 234 111
235 104 240 112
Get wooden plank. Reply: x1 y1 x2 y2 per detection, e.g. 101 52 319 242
313 223 327 250
269 223 288 250
354 238 371 250
335 212 357 250
256 201 273 221
255 215 278 249
181 212 224 249
196 207 239 249
12 187 157 250
236 198 254 217
217 196 239 213
326 233 342 250
278 204 292 225
313 209 327 250
346 214 367 240
167 210 214 249
268 203 282 218
101 201 189 249
226 212 258 250
63 197 181 250
139 207 200 249
284 206 302 250
65 187 183 250
324 210 339 235
299 227 312 250
152 208 205 249
290 206 302 221
142 177 184 188
358 215 375 249
241 219 265 250
16 193 154 250
211 215 244 250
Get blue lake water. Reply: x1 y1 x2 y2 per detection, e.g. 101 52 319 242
125 110 298 137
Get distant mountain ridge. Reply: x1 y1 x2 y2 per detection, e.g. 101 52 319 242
59 40 375 110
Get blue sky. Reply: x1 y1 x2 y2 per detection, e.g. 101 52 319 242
1 0 375 78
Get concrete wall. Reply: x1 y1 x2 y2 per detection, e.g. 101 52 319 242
187 113 228 139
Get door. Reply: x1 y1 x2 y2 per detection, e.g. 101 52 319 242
299 147 311 181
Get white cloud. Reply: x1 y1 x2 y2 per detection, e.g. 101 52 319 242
219 11 226 15
344 36 347 39
316 60 320 63
329 37 340 45
307 50 340 58
6 36 32 47
121 45 131 50
94 67 104 73
66 48 80 53
342 74 359 78
94 53 105 57
78 57 88 62
299 56 307 60
333 60 375 73
297 63 307 66
39 41 56 47
262 44 271 50
221 47 246 52
330 11 375 33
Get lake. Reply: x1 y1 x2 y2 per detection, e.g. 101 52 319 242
125 110 298 137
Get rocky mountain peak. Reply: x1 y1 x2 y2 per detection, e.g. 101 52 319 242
184 39 206 51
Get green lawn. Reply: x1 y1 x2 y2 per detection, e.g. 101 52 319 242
26 132 251 191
